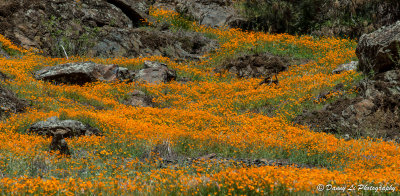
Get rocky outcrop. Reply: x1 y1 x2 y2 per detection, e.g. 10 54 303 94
123 90 155 107
0 84 27 118
215 53 289 78
126 28 219 60
28 116 101 137
356 21 400 75
295 23 400 141
135 61 177 84
0 0 219 59
295 70 400 142
155 0 244 28
0 0 135 54
34 62 135 85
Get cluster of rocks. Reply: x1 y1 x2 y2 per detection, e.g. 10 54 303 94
295 21 400 142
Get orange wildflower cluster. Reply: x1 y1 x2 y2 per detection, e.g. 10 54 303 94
0 8 398 195
0 34 28 54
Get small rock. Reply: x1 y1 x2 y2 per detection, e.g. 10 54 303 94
135 61 177 84
332 61 358 74
49 129 71 155
123 90 154 107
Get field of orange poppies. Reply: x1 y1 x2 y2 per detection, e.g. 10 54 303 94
0 6 398 195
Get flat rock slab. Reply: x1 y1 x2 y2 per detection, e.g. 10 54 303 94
28 116 101 137
34 61 134 85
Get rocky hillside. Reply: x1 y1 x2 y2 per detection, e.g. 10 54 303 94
0 0 399 195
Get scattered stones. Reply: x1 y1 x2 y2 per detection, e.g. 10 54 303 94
34 62 135 85
356 21 400 75
28 116 101 137
122 90 154 107
215 52 289 78
332 61 358 74
0 85 27 118
135 61 177 84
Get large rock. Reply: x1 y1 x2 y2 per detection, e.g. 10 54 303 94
34 62 134 85
356 21 400 75
0 84 27 117
135 61 177 84
0 0 219 59
28 116 101 137
0 0 134 54
155 0 244 28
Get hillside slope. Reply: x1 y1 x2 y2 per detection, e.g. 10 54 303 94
0 3 399 195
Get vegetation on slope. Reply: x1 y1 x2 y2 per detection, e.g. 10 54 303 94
0 6 398 195
236 0 400 38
